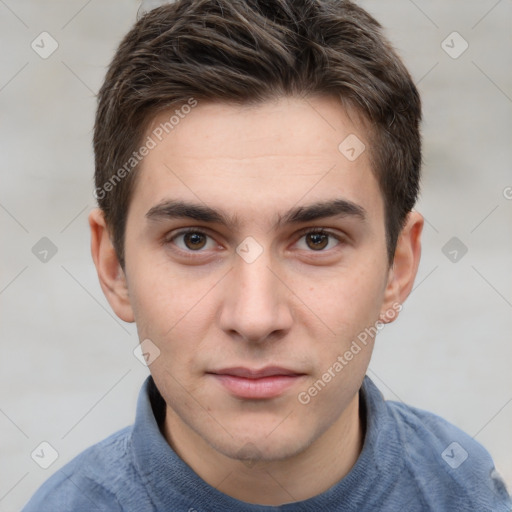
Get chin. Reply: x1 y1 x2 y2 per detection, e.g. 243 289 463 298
208 428 312 465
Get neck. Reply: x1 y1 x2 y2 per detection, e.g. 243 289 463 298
163 392 364 506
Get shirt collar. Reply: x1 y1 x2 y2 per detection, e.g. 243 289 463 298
131 374 402 510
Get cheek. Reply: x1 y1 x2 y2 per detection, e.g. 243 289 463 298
302 263 387 338
128 255 206 332
128 265 220 373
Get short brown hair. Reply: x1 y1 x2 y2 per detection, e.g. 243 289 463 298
94 0 422 268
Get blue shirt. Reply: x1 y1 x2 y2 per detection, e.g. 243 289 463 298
23 376 511 511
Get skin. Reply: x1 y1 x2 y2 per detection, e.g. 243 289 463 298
89 95 423 505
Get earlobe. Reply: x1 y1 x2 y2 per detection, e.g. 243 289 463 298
88 208 135 323
379 211 424 324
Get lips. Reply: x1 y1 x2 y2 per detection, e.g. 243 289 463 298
208 366 306 399
211 366 304 379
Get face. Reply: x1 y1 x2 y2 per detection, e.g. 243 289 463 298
120 96 399 462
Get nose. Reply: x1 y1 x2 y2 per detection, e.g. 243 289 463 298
218 249 293 344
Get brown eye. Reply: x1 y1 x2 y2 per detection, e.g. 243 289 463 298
167 229 216 252
295 229 342 252
305 232 329 250
183 232 207 250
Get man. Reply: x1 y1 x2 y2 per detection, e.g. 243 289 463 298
23 0 511 510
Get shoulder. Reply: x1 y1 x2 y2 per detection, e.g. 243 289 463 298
386 398 511 510
22 426 144 512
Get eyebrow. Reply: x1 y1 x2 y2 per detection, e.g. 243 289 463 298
145 198 367 229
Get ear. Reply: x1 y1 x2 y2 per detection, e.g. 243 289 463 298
88 208 135 323
379 211 423 324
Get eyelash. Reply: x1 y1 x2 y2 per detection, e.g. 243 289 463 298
164 227 345 254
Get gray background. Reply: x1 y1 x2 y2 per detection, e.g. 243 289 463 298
0 0 511 509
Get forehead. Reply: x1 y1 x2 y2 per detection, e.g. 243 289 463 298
130 95 384 229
